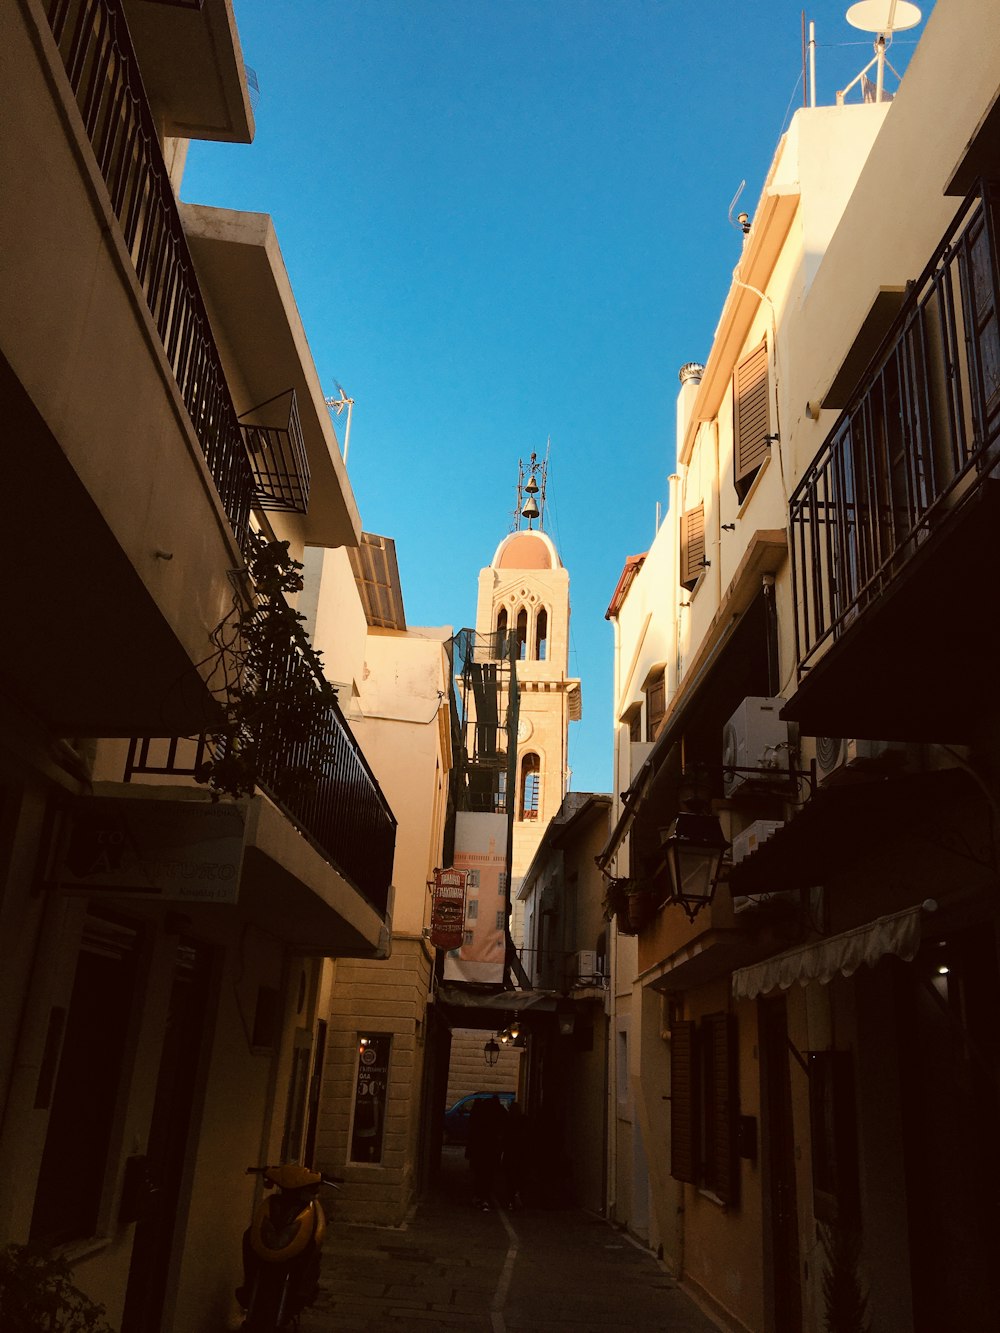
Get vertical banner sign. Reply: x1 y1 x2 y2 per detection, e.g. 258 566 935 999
350 1033 391 1163
429 868 468 951
443 811 507 985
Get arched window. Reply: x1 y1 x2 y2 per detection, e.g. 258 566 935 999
520 753 540 820
496 607 508 657
535 608 548 661
515 608 528 661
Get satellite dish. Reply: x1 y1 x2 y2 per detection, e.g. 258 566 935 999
846 1 921 34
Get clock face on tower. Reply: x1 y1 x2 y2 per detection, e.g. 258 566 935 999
516 717 533 744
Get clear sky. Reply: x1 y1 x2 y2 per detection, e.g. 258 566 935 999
184 0 930 794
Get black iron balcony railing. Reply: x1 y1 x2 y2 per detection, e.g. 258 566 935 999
790 181 1000 676
43 0 256 551
239 390 311 514
125 634 397 917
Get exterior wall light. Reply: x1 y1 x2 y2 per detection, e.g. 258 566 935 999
659 812 730 921
484 1038 501 1067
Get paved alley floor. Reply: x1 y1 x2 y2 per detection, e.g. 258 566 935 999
300 1148 720 1333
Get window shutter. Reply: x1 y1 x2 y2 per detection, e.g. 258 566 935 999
704 1013 739 1205
680 503 705 591
645 672 666 742
670 1021 698 1183
734 339 770 497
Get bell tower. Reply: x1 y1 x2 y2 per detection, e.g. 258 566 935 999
474 453 582 897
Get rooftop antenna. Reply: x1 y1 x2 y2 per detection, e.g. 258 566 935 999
512 442 549 532
837 0 921 105
728 180 751 236
324 381 355 463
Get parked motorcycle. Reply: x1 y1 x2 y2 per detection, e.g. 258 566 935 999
237 1163 341 1331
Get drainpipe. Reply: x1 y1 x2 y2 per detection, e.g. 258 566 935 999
606 611 622 1221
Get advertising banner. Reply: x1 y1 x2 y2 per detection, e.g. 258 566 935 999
350 1032 391 1163
429 868 468 951
442 811 507 985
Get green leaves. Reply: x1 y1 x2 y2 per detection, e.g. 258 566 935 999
0 1245 114 1332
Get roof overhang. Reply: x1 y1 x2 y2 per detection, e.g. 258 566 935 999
639 928 776 993
122 0 254 143
181 205 362 548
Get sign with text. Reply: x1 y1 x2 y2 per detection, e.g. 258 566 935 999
55 796 246 904
429 867 468 951
350 1033 391 1163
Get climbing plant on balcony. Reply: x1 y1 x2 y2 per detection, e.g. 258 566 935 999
195 534 339 801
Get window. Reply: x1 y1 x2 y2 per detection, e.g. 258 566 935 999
645 672 665 742
520 753 540 820
498 872 508 896
669 1013 739 1204
627 708 642 743
496 607 508 657
680 502 706 591
734 338 770 500
467 899 479 920
496 911 506 930
535 608 548 660
463 930 474 946
516 608 528 661
466 869 480 889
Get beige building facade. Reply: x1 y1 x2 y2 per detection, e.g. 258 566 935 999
603 4 1000 1331
0 3 403 1330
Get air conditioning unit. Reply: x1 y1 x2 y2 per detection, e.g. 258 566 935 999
576 950 599 983
814 737 906 786
732 819 785 865
722 697 789 798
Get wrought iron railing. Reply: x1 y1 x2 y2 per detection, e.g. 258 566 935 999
240 390 311 514
43 0 256 551
789 181 1000 676
125 621 397 917
127 605 402 917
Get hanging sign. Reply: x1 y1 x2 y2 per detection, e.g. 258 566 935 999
429 867 468 951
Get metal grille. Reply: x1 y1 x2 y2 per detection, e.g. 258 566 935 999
43 0 256 551
240 390 311 514
789 181 1000 677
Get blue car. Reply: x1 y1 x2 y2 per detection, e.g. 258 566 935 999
443 1091 515 1144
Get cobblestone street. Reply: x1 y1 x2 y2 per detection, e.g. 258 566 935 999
300 1148 719 1333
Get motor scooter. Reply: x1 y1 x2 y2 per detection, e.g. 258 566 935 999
236 1163 341 1331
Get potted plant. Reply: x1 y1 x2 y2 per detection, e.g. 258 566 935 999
601 877 630 924
625 881 659 932
0 1244 114 1331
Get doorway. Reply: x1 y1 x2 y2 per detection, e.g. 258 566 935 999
119 937 214 1333
759 995 802 1333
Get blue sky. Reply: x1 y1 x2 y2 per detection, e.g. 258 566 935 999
184 0 929 793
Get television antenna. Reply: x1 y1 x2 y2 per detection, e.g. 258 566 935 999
324 381 355 464
837 1 921 105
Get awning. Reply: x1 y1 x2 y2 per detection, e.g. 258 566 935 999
732 904 925 1001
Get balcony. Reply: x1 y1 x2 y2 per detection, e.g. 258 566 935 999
124 613 397 919
784 181 1000 742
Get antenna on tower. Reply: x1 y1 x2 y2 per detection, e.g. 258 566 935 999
512 443 549 532
324 381 355 463
837 1 921 105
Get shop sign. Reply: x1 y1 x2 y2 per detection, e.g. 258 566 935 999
429 867 468 951
350 1032 391 1163
54 795 246 904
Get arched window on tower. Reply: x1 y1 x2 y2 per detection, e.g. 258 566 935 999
496 607 508 658
515 608 528 661
535 608 548 661
520 753 540 820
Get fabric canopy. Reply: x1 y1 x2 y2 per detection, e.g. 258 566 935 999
731 903 926 1001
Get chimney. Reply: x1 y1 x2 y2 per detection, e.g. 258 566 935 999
676 362 705 455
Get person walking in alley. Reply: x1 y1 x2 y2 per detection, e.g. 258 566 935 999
466 1094 506 1210
500 1101 532 1208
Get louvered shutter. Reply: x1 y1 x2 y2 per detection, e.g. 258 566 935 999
703 1013 739 1205
680 502 705 590
734 340 770 498
670 1021 698 1183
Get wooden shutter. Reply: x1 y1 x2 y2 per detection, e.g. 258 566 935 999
703 1013 739 1205
645 671 665 741
734 339 770 497
680 502 705 590
670 1021 699 1183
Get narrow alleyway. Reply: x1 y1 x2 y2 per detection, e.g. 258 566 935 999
300 1147 719 1332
